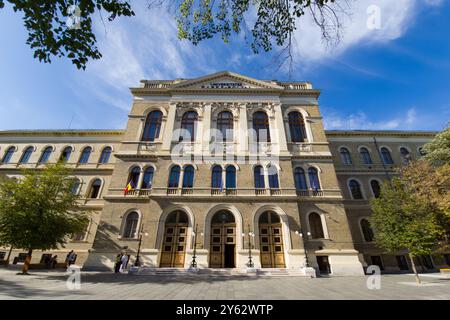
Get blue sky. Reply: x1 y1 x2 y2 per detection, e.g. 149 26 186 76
0 0 448 131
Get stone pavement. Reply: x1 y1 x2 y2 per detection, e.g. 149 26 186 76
0 268 449 300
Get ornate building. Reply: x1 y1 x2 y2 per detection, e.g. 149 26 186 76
0 72 447 275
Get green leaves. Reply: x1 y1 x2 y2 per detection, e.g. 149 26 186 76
423 126 450 166
175 0 336 54
1 0 134 69
0 163 91 251
370 176 448 257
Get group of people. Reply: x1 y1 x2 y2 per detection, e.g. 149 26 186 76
114 253 130 273
43 254 59 269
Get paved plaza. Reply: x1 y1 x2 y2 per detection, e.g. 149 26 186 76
0 268 449 300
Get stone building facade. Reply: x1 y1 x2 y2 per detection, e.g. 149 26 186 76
0 72 447 275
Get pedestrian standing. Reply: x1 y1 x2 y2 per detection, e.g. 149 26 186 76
114 253 123 273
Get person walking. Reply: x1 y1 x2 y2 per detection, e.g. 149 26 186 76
120 254 129 273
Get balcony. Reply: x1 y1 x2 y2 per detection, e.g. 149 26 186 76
107 187 341 199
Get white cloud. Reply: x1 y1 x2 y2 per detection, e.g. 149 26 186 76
293 0 443 62
322 107 419 130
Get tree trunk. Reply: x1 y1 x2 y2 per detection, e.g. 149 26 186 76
20 248 33 275
5 246 13 266
408 253 421 285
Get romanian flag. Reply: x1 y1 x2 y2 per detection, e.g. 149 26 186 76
123 180 135 195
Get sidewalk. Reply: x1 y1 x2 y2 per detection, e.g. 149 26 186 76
0 268 449 300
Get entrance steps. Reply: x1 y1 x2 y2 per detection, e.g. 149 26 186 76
129 267 315 277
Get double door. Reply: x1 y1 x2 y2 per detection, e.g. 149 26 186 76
209 224 236 268
160 225 187 267
259 224 285 268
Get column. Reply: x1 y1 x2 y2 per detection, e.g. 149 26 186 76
238 103 248 155
161 103 177 152
201 103 212 153
273 103 289 155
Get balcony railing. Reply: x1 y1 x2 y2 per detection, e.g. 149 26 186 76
107 187 341 198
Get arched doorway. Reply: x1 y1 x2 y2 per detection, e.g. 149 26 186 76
209 210 236 268
160 211 188 267
259 211 286 268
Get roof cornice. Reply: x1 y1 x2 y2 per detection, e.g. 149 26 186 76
325 130 437 138
0 130 125 137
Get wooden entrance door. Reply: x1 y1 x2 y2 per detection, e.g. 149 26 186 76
209 211 236 268
259 211 286 268
160 211 188 267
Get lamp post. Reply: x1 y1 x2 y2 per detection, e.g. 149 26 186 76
247 224 255 268
296 230 311 267
134 224 148 267
190 224 199 269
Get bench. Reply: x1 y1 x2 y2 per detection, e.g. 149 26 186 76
440 268 450 278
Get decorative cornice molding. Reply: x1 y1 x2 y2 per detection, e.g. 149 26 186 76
0 130 124 137
325 130 437 138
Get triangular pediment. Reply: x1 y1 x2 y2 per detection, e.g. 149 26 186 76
171 71 284 90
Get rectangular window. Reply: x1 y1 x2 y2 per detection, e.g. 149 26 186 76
370 256 384 270
396 255 409 271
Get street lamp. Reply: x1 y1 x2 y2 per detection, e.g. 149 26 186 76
190 224 199 269
296 230 310 267
134 224 148 267
246 224 255 268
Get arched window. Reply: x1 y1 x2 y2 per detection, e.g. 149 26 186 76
217 111 233 142
349 179 363 199
254 165 265 188
400 147 411 164
418 146 427 157
340 147 352 165
89 179 102 199
127 166 141 188
212 210 235 223
38 147 52 164
2 146 15 164
252 111 271 143
182 165 195 188
370 180 381 198
123 212 139 238
225 165 236 189
360 147 372 165
60 146 72 162
99 147 112 164
19 147 33 164
211 165 222 189
142 110 163 141
180 111 198 142
71 179 81 195
141 167 154 189
360 219 374 242
268 165 279 189
288 112 307 142
309 213 324 239
380 147 393 165
79 147 92 164
168 165 181 188
308 167 321 190
294 167 308 190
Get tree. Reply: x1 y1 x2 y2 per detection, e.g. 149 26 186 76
0 0 135 69
423 125 450 166
1 0 347 69
0 163 90 274
400 160 450 218
370 178 448 284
